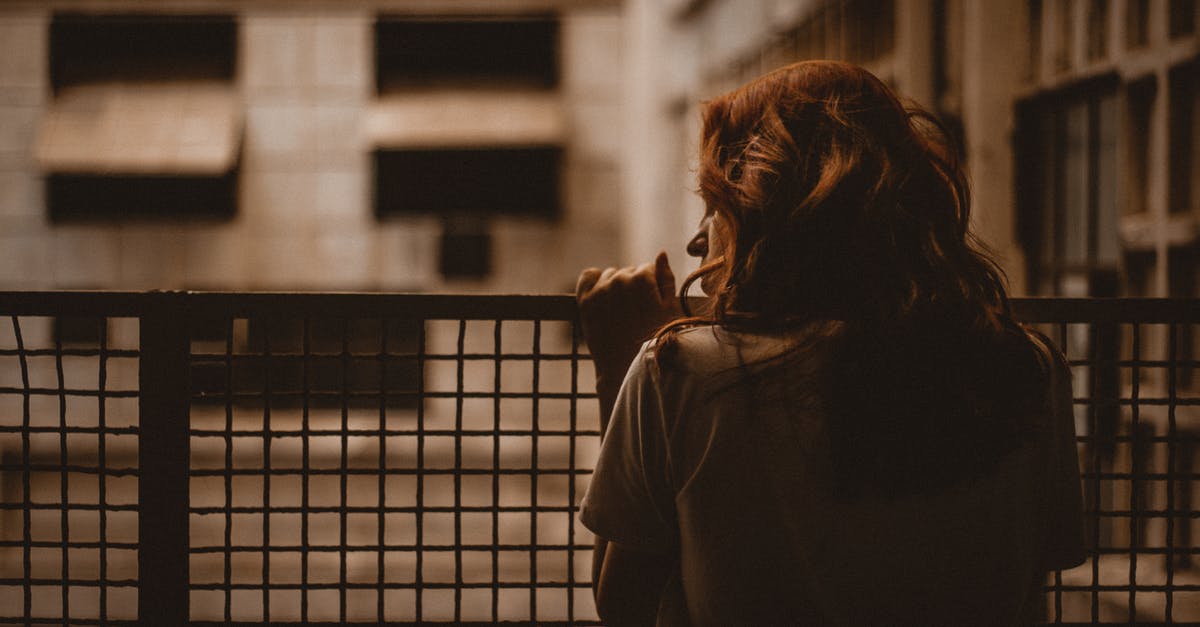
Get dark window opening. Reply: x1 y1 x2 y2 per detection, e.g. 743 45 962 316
439 217 492 279
1170 0 1197 38
53 316 107 347
47 173 238 223
1168 64 1198 214
375 15 558 92
373 147 561 219
50 13 236 92
45 14 240 222
192 318 423 409
1056 0 1074 71
1169 246 1198 386
1015 80 1120 296
1127 0 1151 48
1026 0 1043 81
1087 0 1109 61
844 0 895 64
932 0 964 113
1127 78 1156 217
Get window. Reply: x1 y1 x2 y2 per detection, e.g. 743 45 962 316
1168 65 1200 386
1127 0 1151 48
47 173 237 222
37 14 241 223
1016 80 1120 296
1087 0 1109 61
373 147 561 219
1170 0 1197 38
369 14 564 280
1126 78 1156 217
1026 0 1044 81
1169 247 1198 386
1055 0 1075 71
1169 64 1199 215
49 13 235 91
933 0 965 153
843 0 895 64
927 0 970 161
439 217 492 279
375 15 558 92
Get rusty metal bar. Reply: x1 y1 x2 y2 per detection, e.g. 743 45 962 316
137 293 191 625
0 291 1198 323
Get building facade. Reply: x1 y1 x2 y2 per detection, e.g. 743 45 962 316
624 0 1199 301
0 0 624 295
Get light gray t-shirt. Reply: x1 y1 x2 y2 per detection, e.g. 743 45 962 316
580 324 1084 626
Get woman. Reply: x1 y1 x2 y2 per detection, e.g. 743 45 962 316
575 61 1085 626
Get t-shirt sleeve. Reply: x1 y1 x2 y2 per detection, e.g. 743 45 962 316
1040 339 1087 571
579 343 678 553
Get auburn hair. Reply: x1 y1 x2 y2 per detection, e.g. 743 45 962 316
659 61 1049 497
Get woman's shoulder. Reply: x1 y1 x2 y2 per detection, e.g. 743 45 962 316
1010 325 1069 388
645 322 832 379
1022 326 1067 364
647 325 728 376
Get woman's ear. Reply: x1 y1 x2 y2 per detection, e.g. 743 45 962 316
686 229 708 258
686 214 710 259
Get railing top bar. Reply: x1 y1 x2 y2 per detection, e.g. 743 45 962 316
0 291 156 316
0 292 1199 323
1009 297 1200 323
0 291 580 320
185 292 581 320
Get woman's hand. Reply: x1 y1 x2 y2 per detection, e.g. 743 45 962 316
576 252 682 431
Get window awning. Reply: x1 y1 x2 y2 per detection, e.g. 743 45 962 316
366 90 565 149
35 81 241 175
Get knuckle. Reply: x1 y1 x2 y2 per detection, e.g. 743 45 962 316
632 275 655 292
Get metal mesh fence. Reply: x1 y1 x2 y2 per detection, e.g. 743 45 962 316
1032 310 1200 623
186 314 597 624
0 292 1196 625
0 311 141 625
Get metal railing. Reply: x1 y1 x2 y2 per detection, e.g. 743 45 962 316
0 292 1196 625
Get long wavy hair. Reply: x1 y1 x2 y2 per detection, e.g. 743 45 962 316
659 61 1049 498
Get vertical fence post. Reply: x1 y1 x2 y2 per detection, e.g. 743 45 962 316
138 292 191 625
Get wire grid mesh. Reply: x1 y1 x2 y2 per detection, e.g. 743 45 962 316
0 293 1196 625
1039 318 1200 623
185 313 601 624
0 314 140 625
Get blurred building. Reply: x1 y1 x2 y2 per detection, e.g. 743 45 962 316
0 1 622 621
0 0 623 294
623 0 1199 302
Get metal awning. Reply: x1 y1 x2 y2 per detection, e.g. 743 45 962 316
366 89 565 149
35 81 241 175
